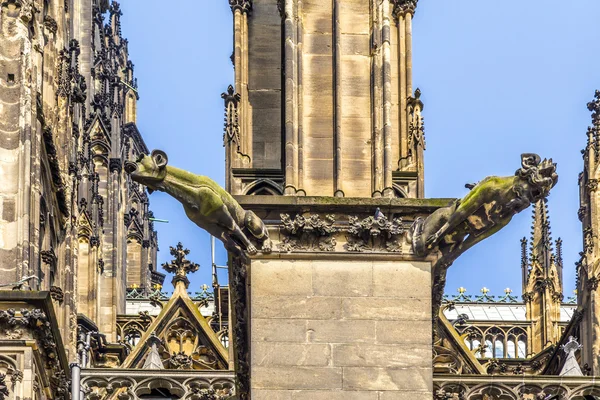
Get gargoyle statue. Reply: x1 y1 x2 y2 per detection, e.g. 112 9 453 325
125 150 271 256
409 153 558 320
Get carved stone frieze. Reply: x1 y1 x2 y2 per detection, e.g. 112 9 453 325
278 214 337 252
345 214 406 252
587 178 598 192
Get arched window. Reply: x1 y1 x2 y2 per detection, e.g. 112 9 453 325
495 339 504 358
506 340 515 358
517 339 527 358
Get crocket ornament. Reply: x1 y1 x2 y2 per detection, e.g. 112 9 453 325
125 150 271 256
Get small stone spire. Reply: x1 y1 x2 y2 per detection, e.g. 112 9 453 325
525 199 563 290
161 242 199 290
521 236 528 292
559 336 583 376
142 333 164 370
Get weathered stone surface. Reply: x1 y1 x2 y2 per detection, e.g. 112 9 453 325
252 296 343 320
253 366 343 390
342 367 432 391
372 262 430 298
376 320 432 345
293 391 378 400
252 260 313 296
312 261 372 297
332 344 431 368
307 319 375 343
252 342 331 366
252 319 307 342
251 390 293 400
378 391 433 400
342 297 430 321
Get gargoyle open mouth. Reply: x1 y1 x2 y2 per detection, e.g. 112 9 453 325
124 161 137 174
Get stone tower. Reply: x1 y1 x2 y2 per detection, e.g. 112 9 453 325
224 1 441 399
521 199 563 356
577 90 600 374
0 0 160 352
225 0 425 198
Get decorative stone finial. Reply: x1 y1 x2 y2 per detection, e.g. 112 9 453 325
559 336 583 376
162 242 199 289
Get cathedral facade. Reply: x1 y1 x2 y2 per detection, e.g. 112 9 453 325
1 0 600 399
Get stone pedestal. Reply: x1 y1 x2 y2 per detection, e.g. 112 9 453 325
249 258 432 399
234 196 448 400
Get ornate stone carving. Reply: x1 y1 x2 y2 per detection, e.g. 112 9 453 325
588 276 599 291
391 0 418 20
230 256 249 400
168 351 193 369
587 178 598 192
278 214 337 252
109 157 122 173
0 374 8 400
222 85 241 148
41 247 57 268
44 15 58 34
229 0 252 15
345 213 406 252
579 205 587 221
584 227 595 254
162 242 199 289
50 286 64 303
9 368 22 384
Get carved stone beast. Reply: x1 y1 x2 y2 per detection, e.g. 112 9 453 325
125 150 271 256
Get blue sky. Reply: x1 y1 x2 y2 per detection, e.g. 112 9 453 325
119 1 600 299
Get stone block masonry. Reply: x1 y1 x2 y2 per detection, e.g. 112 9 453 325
249 258 432 399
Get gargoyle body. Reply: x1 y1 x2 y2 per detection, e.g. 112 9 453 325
125 150 271 256
409 153 558 324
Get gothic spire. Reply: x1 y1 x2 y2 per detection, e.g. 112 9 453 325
529 198 553 272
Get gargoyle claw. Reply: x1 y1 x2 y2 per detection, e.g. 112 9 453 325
246 244 258 255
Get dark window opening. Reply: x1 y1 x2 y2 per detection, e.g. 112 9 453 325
7 74 15 84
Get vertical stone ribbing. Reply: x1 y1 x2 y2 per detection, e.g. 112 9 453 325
398 15 408 165
371 0 384 196
382 0 393 197
296 0 304 193
283 0 299 194
332 0 343 197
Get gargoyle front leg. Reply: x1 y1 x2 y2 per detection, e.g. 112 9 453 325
215 206 257 255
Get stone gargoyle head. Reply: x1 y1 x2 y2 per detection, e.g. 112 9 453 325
124 150 168 194
513 153 558 207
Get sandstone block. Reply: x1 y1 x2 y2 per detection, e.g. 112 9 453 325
306 319 375 343
251 390 293 400
253 296 342 319
376 320 432 345
252 260 313 296
342 367 432 391
252 342 331 366
253 366 342 390
378 391 433 400
332 344 431 368
342 298 430 321
372 262 430 298
252 319 307 342
312 261 372 297
293 390 378 400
